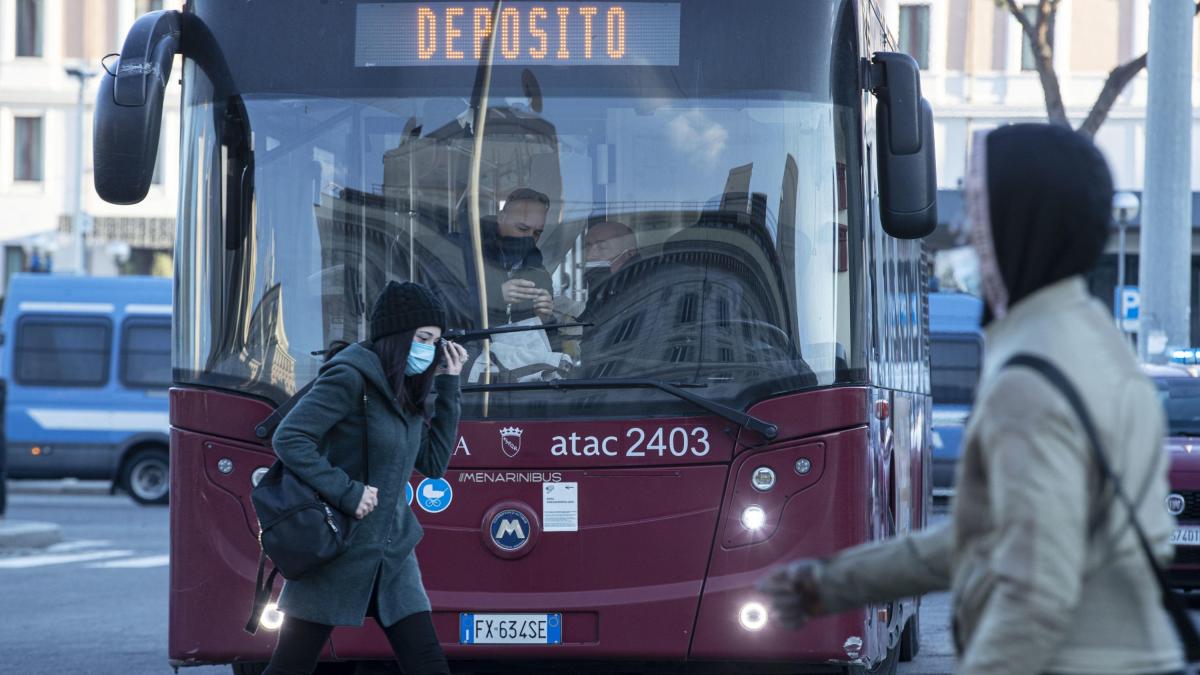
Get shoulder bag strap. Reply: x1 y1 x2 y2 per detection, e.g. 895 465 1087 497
243 549 280 635
255 380 316 442
1005 353 1200 662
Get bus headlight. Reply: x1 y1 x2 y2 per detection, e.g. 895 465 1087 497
751 467 776 491
251 467 270 487
741 505 766 530
260 602 285 631
739 602 768 631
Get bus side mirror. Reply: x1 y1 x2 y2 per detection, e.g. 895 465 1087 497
869 52 937 240
94 10 181 205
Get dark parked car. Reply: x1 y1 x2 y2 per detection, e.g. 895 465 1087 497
1146 363 1200 586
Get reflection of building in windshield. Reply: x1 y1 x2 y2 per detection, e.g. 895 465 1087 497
578 193 810 387
381 107 561 235
311 106 566 340
244 282 297 394
203 277 298 397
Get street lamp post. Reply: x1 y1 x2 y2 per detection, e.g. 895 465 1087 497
1112 191 1141 334
64 64 98 276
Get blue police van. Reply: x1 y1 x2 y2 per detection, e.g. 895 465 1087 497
929 291 984 495
0 274 172 508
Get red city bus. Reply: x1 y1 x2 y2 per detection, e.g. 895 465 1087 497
94 1 938 672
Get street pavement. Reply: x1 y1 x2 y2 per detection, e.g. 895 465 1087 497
0 485 956 675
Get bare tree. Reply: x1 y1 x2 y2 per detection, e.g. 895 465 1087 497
998 0 1199 138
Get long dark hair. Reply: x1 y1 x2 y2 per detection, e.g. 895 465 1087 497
371 330 437 416
323 334 437 416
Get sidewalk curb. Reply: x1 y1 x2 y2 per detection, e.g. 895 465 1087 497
0 520 62 549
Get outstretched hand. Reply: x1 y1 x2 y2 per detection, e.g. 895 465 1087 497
437 340 469 376
756 558 827 629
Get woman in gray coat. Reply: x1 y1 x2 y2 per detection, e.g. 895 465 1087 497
264 281 468 675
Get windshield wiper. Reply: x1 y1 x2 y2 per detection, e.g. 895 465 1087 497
445 322 591 343
463 378 779 440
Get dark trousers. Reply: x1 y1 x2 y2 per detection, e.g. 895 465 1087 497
263 611 449 675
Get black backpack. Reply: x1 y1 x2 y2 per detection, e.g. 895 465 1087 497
243 382 369 635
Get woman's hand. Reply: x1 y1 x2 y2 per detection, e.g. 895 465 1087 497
437 340 469 376
756 558 826 629
354 485 379 519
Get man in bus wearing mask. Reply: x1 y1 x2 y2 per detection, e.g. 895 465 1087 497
555 220 641 322
474 188 555 326
582 220 640 289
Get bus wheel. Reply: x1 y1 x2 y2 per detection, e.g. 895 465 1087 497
122 447 169 505
899 610 920 662
846 644 899 675
229 664 266 675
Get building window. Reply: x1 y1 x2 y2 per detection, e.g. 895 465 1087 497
15 316 112 387
121 320 172 388
898 5 930 70
677 293 698 324
16 0 42 57
14 117 44 182
1021 4 1054 71
608 315 641 346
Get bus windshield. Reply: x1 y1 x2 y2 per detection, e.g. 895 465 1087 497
174 0 866 418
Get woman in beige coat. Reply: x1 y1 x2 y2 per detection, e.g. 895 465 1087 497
759 124 1183 675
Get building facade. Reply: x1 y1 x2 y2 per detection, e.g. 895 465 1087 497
0 0 180 292
890 0 1200 341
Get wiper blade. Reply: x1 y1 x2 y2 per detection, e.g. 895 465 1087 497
445 322 591 343
463 378 779 440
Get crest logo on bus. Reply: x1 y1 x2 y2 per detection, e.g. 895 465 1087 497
1167 493 1186 516
500 427 524 458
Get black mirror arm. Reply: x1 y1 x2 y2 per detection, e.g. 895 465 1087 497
867 52 922 155
113 10 181 107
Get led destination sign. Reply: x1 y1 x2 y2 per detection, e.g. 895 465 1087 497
356 2 681 67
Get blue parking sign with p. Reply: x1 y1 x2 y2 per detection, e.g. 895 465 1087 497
1114 285 1139 329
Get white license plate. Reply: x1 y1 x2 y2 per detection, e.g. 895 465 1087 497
459 613 561 645
1171 526 1200 547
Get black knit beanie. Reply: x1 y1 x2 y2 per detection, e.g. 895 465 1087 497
369 281 447 341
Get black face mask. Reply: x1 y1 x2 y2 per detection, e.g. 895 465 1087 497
584 265 613 290
496 234 537 265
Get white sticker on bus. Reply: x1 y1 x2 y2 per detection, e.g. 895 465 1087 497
542 482 578 532
549 427 712 458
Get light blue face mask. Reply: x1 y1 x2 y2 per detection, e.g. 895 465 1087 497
406 341 437 375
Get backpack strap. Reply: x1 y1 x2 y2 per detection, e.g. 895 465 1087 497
1004 353 1200 663
255 380 316 442
244 548 281 635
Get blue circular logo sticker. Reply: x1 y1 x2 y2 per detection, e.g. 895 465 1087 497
416 478 453 513
405 482 414 506
489 509 531 552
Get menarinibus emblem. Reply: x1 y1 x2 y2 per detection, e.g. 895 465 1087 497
500 426 524 458
490 509 531 552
